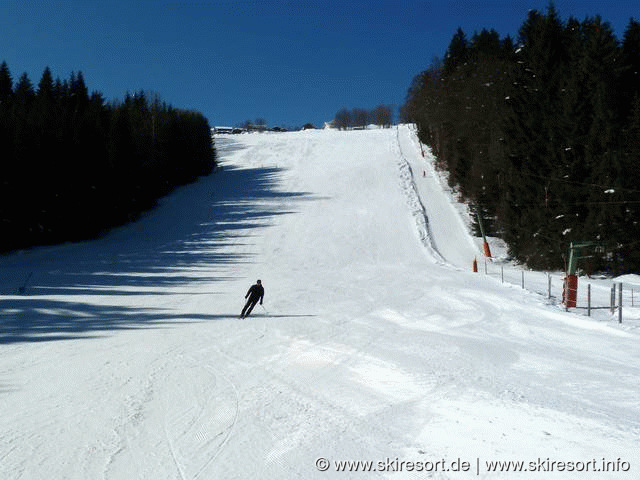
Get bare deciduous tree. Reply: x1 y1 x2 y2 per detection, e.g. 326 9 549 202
334 107 351 130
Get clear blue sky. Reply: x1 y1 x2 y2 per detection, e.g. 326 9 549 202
1 1 637 128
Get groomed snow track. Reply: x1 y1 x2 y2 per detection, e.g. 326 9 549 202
0 125 638 479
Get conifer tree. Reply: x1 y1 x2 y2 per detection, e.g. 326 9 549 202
13 73 35 112
620 95 640 269
501 6 571 267
0 61 14 239
620 19 640 121
0 61 12 106
444 28 469 75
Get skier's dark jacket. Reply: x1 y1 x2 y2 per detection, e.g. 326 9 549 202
246 284 264 303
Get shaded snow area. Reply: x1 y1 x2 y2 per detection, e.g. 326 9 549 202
1 126 638 479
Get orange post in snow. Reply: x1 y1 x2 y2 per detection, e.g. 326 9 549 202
482 241 492 258
476 211 492 258
472 258 478 272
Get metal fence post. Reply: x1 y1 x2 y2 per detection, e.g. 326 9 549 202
587 284 591 317
521 271 524 289
501 265 504 283
548 274 551 300
610 285 615 314
619 283 623 324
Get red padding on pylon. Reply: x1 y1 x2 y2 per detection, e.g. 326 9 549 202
563 274 578 307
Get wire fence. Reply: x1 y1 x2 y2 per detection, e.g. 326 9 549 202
474 257 640 325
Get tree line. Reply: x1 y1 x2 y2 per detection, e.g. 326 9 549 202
0 62 216 253
402 6 640 273
333 105 393 130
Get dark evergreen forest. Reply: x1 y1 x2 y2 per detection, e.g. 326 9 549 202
0 62 216 253
403 6 640 274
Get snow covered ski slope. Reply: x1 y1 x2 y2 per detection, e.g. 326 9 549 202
0 125 638 479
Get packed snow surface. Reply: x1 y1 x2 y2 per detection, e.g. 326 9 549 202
0 126 638 479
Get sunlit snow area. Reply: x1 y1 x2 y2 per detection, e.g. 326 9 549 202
0 125 638 479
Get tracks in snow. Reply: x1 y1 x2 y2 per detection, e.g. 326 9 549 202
393 126 447 266
106 351 239 480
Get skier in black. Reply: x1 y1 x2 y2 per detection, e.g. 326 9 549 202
241 279 264 318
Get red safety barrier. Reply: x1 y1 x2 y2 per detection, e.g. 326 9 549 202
563 274 578 307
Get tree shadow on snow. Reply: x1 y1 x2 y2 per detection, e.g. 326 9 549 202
0 159 320 344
